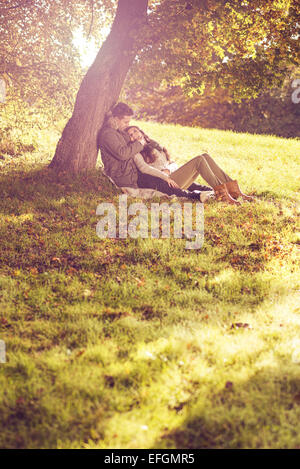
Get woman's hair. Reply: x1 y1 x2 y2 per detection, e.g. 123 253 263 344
125 126 171 164
125 126 151 143
125 126 158 164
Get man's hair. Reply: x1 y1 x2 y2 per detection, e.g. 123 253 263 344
111 102 134 118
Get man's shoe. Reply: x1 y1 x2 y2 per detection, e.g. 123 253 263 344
190 190 213 203
200 191 214 203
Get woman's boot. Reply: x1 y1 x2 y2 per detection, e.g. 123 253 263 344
213 183 241 205
225 180 254 201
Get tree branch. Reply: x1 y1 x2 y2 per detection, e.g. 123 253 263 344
87 0 94 39
0 0 35 13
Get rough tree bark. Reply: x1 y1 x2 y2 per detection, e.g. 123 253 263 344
49 0 148 173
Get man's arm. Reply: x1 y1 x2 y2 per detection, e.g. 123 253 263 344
100 128 144 161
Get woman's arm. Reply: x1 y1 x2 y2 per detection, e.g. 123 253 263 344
133 153 170 181
133 154 180 189
146 137 173 163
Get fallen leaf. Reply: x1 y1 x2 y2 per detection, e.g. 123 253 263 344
51 257 61 264
104 375 115 388
83 289 92 298
134 277 145 287
231 323 252 329
293 393 300 405
225 381 234 390
66 267 77 275
173 402 185 412
16 397 25 406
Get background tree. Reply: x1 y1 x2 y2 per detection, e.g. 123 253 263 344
126 65 300 138
1 1 82 113
131 0 300 101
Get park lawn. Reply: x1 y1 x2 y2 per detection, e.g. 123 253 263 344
0 121 299 449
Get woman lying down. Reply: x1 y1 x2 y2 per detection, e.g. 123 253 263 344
125 125 253 204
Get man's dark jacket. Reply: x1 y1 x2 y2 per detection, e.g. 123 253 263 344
98 126 143 188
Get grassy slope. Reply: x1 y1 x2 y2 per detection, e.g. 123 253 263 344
0 121 299 449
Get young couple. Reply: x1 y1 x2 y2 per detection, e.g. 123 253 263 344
97 102 254 204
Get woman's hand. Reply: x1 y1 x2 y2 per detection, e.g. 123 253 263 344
162 169 171 176
166 177 180 189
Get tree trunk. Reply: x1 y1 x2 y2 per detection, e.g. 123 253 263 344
49 0 148 173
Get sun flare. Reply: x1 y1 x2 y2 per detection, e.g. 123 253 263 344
73 26 111 68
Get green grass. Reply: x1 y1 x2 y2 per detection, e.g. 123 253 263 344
0 121 299 449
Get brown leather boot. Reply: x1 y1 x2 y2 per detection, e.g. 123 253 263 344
213 183 241 205
225 180 254 201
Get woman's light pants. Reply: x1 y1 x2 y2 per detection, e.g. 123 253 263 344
170 153 233 190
